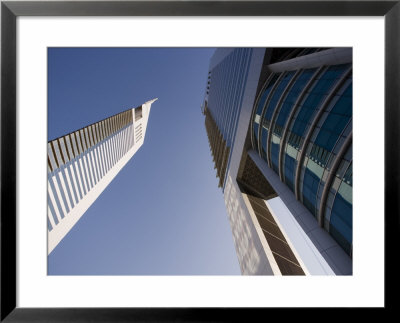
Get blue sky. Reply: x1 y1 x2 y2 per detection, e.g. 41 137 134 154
47 48 241 275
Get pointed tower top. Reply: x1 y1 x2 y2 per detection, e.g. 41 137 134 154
145 98 158 105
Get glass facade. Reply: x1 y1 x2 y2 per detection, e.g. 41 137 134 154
269 68 316 172
206 48 254 189
260 71 295 159
253 73 279 152
325 145 352 255
251 63 352 256
299 77 352 217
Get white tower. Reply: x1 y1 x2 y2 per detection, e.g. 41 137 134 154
47 99 157 254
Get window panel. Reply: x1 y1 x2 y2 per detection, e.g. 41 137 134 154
255 73 279 116
329 191 352 255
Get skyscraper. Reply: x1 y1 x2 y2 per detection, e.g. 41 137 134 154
47 99 157 254
203 48 352 275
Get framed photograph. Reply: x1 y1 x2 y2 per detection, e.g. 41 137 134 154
1 0 397 320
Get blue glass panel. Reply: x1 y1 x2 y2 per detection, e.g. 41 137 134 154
343 163 352 186
263 71 295 125
314 83 352 152
253 123 259 150
330 192 352 255
256 90 269 115
275 69 316 129
261 128 268 159
308 143 330 167
271 69 317 176
284 154 296 192
301 167 320 216
256 74 279 116
289 64 349 141
286 131 302 149
271 142 280 172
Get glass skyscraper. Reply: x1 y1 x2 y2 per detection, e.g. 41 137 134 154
203 48 352 275
47 99 157 254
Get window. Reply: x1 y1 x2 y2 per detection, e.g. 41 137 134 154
135 106 143 121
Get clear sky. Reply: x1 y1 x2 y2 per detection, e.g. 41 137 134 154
47 48 241 275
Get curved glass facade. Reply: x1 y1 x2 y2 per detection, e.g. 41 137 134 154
325 145 352 255
269 68 316 172
251 63 352 256
259 71 295 160
252 74 279 152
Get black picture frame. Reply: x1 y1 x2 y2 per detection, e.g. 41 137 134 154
1 0 397 321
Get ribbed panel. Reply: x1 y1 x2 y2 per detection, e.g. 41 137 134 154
48 109 133 172
47 108 138 235
47 99 157 254
237 153 277 201
204 107 230 188
246 195 305 275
